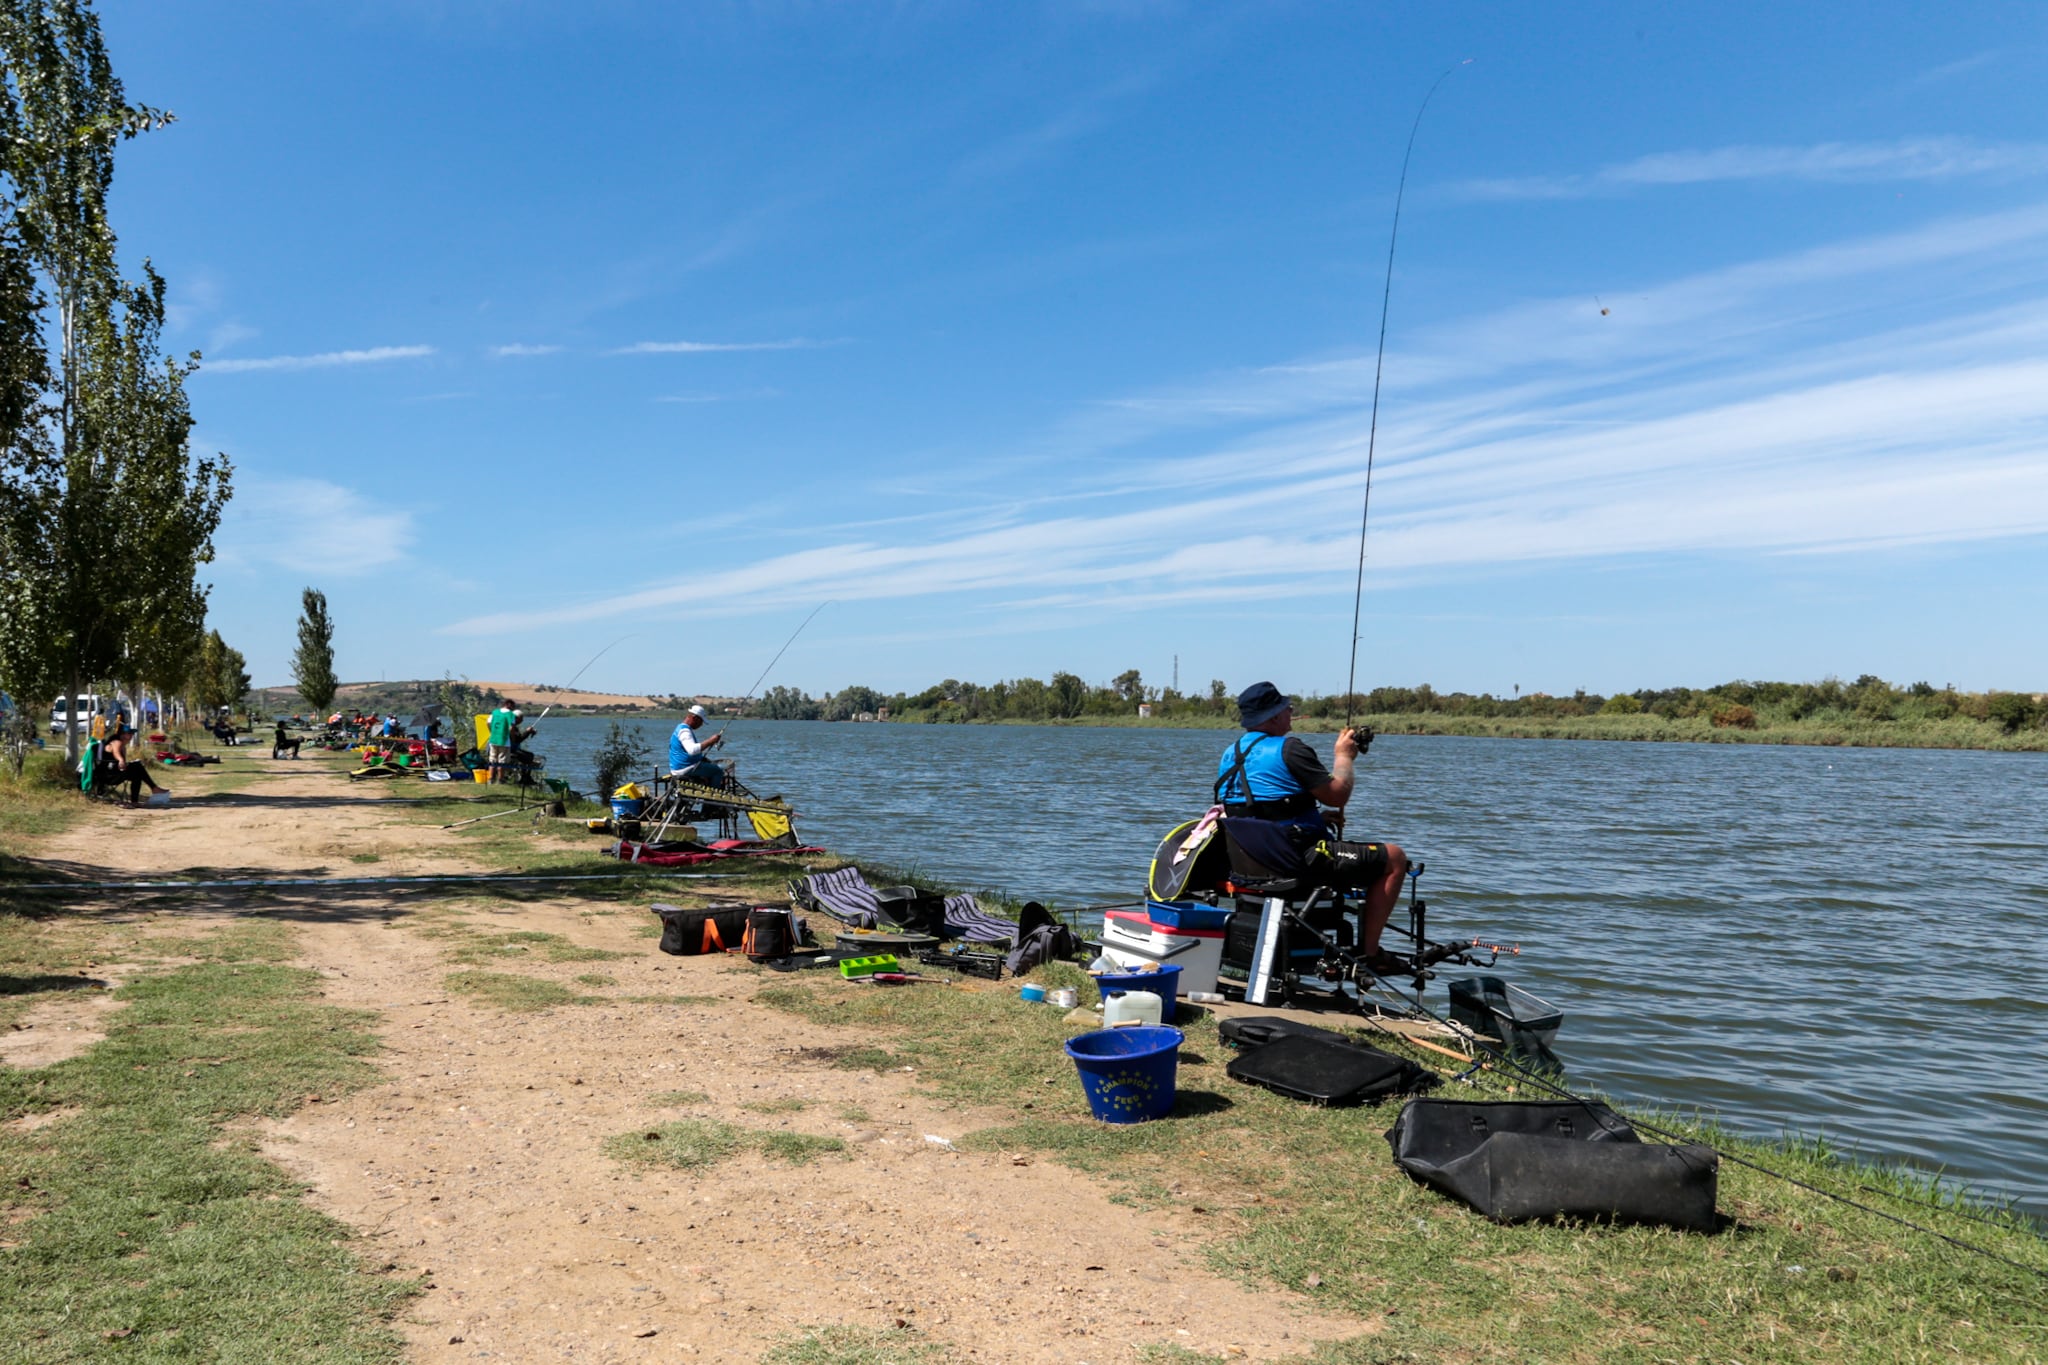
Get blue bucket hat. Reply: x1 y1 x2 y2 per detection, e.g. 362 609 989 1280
1236 681 1291 729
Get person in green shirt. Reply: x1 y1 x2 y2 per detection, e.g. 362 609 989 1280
486 704 515 784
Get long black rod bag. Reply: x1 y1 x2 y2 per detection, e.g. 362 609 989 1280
653 903 753 956
1385 1099 1719 1231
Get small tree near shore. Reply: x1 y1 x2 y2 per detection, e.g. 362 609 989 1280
292 587 337 715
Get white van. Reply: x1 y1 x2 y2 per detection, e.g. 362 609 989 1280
50 694 104 735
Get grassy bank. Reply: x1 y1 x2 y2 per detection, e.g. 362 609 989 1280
907 709 2048 751
755 969 2047 1364
0 920 420 1360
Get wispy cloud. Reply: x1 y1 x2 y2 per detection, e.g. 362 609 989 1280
610 338 830 355
489 343 563 357
1454 137 2048 200
215 476 414 576
443 202 2048 639
653 387 780 404
202 345 436 374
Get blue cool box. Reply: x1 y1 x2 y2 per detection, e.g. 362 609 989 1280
1145 899 1231 931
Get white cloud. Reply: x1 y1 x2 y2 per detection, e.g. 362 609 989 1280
202 345 436 374
489 343 563 357
1455 137 2048 200
610 338 828 355
442 203 2048 639
215 477 414 576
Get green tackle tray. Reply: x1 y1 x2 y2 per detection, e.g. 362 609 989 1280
838 954 901 979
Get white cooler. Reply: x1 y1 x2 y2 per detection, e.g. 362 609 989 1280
1100 909 1224 994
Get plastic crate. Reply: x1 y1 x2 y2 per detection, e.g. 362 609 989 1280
838 954 901 979
1146 899 1231 931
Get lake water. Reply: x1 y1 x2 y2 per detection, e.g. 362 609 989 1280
532 715 2048 1217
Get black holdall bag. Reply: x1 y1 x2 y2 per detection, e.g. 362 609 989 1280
653 903 753 956
743 907 796 961
1385 1098 1719 1231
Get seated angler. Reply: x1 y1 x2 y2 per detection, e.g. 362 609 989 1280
1215 681 1408 975
272 721 302 760
105 725 168 805
667 704 727 788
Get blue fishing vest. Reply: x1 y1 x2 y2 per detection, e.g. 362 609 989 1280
668 723 693 771
1215 734 1300 804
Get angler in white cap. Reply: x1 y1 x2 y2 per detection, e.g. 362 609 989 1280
667 703 727 787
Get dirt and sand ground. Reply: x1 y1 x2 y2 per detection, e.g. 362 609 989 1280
8 757 1367 1362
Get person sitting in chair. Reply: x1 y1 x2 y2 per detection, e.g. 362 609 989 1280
272 721 302 760
105 725 167 805
1215 681 1407 975
667 704 727 788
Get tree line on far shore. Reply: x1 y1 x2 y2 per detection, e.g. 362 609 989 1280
743 672 2046 736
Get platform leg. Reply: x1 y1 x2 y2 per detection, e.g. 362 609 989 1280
1245 895 1288 1007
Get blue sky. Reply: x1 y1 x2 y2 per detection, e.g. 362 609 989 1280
101 1 2048 698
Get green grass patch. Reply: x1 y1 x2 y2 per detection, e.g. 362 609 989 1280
756 978 2048 1362
444 929 623 966
605 1118 848 1172
647 1089 709 1107
572 972 617 987
741 1097 810 1115
0 925 418 1360
762 1324 960 1364
837 1104 871 1123
442 970 592 1011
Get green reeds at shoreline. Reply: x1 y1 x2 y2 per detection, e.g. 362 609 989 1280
940 709 2048 751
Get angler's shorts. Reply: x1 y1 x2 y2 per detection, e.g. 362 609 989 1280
488 743 511 766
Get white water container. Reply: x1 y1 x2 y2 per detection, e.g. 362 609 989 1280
1102 989 1164 1029
1101 909 1224 994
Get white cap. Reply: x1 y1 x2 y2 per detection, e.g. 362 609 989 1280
687 704 709 719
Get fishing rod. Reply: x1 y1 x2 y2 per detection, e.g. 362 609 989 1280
707 601 834 742
1343 60 1470 729
535 632 638 723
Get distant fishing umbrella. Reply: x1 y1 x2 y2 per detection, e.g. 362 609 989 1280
1344 59 1471 726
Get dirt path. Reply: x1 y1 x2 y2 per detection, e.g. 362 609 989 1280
15 753 1365 1362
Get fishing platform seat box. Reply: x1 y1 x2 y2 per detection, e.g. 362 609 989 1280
652 903 753 956
1225 1032 1436 1106
1386 1099 1719 1232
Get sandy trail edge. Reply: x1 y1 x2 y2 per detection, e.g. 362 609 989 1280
20 755 1367 1362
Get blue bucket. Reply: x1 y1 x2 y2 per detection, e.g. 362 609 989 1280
611 797 646 821
1091 964 1182 1018
1064 1025 1184 1124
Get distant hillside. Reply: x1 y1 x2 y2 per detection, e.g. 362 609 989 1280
249 680 739 718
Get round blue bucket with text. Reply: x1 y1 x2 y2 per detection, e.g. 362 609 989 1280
1091 964 1182 1019
1065 1025 1184 1123
611 797 646 821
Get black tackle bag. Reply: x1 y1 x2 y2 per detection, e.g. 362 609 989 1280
1386 1099 1719 1231
1225 1030 1435 1106
653 903 752 957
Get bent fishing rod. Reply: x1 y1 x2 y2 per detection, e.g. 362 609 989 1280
534 632 638 723
1343 60 1469 729
707 600 834 742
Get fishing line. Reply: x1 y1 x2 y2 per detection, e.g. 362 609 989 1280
1343 60 1469 728
710 601 834 742
535 632 639 723
6 870 743 893
1354 976 2048 1281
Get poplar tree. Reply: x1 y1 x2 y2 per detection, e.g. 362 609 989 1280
292 587 338 716
0 1 228 761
